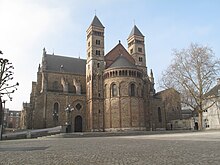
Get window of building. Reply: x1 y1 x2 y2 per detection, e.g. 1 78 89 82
96 50 100 56
97 63 100 68
88 42 90 47
53 102 59 121
139 57 143 62
94 31 103 36
111 84 117 97
76 103 82 110
53 81 59 91
96 40 101 45
130 83 135 96
138 47 142 53
87 51 90 57
158 107 162 123
130 49 133 54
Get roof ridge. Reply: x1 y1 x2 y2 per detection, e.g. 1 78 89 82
45 54 86 61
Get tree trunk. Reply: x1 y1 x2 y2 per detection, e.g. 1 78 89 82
198 111 203 130
0 97 3 140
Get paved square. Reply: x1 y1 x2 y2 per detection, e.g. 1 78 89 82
0 131 220 165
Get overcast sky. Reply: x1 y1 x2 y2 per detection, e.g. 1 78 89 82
0 0 220 110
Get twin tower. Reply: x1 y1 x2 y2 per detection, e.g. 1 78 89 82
85 16 154 131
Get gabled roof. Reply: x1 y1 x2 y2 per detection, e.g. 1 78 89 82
108 55 136 69
128 25 144 38
90 15 104 28
104 42 135 68
43 54 86 75
205 83 220 97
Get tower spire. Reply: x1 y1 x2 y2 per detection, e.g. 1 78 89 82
127 24 146 73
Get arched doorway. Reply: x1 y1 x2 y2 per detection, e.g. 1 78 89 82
194 122 198 130
75 115 82 132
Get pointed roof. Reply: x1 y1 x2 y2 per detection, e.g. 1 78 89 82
205 83 220 97
90 15 104 28
128 25 144 38
104 42 135 68
109 55 136 69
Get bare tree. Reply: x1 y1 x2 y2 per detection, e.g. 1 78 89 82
160 43 220 130
0 50 19 140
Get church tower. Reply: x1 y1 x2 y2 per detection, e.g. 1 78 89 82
86 16 105 131
127 25 147 73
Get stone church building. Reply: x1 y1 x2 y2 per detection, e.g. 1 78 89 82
21 16 182 132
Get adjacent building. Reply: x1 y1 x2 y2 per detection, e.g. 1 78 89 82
3 109 21 129
203 79 220 129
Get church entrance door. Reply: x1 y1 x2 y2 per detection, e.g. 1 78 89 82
75 115 82 132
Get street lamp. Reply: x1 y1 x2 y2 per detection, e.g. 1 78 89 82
52 111 58 126
65 104 74 133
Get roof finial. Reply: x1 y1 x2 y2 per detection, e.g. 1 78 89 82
43 47 46 55
119 40 121 44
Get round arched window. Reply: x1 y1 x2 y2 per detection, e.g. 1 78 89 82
111 84 117 97
76 103 82 110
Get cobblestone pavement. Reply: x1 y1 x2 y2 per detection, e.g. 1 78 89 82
0 131 220 165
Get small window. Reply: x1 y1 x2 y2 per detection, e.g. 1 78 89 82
88 51 90 57
130 49 133 54
138 47 142 53
130 83 135 96
53 81 59 90
111 84 117 97
88 42 90 47
96 50 100 56
139 57 143 62
76 103 82 110
53 102 59 121
97 63 100 68
158 107 162 123
96 40 100 45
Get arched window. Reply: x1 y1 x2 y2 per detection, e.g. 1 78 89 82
53 81 59 91
158 107 162 123
111 84 117 97
130 83 135 96
53 102 59 121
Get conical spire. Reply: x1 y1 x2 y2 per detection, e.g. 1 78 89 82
128 25 144 38
90 15 104 28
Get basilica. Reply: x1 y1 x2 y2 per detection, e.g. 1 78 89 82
21 16 182 132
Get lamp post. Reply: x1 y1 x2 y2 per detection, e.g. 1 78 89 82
52 111 58 126
65 104 74 133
